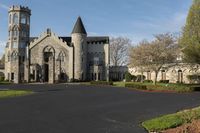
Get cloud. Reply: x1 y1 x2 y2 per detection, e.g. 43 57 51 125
0 3 9 10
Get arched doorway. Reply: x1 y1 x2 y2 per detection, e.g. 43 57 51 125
43 46 55 83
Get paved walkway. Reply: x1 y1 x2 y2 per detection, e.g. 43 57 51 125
0 84 200 133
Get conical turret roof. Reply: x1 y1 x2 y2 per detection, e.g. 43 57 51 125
72 16 87 34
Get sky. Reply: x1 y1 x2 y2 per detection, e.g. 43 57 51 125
0 0 192 57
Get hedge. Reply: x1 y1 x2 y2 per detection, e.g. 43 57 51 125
90 81 113 85
125 83 147 90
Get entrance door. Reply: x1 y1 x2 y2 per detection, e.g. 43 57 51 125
44 64 49 82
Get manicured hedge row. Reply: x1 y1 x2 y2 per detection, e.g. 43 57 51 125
125 83 147 90
90 81 113 85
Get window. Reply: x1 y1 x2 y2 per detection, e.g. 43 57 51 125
20 42 26 48
58 51 65 62
20 14 26 24
178 70 183 83
13 42 18 48
11 51 18 61
161 70 166 80
11 73 14 80
13 14 18 24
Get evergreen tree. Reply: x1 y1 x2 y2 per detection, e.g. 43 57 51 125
180 0 200 63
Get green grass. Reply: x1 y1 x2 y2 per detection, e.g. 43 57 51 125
142 107 200 132
0 90 33 98
0 81 12 85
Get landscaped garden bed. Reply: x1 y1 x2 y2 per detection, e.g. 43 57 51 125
142 107 200 132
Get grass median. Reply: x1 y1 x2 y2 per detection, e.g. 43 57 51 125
142 107 200 132
0 90 33 98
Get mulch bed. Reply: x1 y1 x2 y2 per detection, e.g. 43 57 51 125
162 120 200 133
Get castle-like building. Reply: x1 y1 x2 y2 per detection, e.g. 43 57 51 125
5 6 110 83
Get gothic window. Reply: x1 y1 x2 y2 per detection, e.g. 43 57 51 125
11 51 18 61
20 42 26 48
178 70 183 83
13 13 18 24
12 27 19 37
147 71 151 80
12 42 18 48
20 14 26 24
161 70 166 80
58 51 65 62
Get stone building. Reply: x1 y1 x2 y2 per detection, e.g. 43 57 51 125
129 63 200 84
5 6 110 83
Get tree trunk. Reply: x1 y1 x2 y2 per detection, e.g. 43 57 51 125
153 71 158 85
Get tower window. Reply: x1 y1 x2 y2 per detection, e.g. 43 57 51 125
13 14 18 24
20 42 26 48
13 42 18 48
20 14 26 24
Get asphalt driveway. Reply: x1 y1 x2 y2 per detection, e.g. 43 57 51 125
0 84 200 133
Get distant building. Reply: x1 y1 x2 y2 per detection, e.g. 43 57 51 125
5 6 110 83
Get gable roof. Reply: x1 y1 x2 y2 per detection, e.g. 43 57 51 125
72 16 87 34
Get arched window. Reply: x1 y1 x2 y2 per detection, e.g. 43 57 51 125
20 14 26 24
13 14 18 24
11 51 18 61
161 70 166 80
178 70 183 83
58 51 65 62
147 71 151 80
12 26 19 37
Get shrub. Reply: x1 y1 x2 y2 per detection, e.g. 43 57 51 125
0 76 5 81
144 80 153 83
90 81 113 85
187 75 200 84
189 86 200 91
125 83 147 90
135 75 146 82
159 80 169 83
125 72 133 82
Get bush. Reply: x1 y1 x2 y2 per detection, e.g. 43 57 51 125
90 81 113 85
187 75 200 83
0 76 5 81
159 80 169 83
189 86 200 91
135 75 146 82
125 83 147 90
125 72 133 82
144 80 153 83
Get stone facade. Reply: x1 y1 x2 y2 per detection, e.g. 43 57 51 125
4 6 110 83
129 63 200 84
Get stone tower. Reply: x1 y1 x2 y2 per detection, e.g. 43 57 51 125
71 17 87 81
5 6 31 83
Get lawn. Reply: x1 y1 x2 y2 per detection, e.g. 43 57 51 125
0 90 33 98
0 81 12 85
142 107 200 132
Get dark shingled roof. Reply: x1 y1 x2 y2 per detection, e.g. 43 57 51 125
72 17 87 34
87 36 109 43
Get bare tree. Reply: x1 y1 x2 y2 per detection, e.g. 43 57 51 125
110 37 131 66
129 33 178 84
